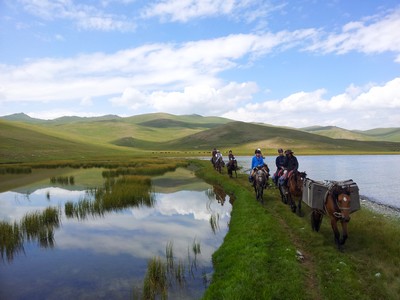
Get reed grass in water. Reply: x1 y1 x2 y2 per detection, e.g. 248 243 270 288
1 207 60 261
140 239 206 299
0 221 23 262
142 257 168 300
65 175 154 219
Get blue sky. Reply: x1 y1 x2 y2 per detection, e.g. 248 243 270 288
1 0 399 130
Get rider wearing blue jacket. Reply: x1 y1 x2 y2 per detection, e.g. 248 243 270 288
249 148 264 182
251 148 264 169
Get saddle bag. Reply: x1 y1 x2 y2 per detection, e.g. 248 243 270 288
302 179 360 213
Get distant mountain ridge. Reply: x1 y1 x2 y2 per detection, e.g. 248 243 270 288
1 112 400 163
2 113 399 142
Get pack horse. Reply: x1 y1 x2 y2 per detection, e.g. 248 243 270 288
302 179 360 250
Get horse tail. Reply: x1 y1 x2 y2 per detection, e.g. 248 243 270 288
311 210 323 232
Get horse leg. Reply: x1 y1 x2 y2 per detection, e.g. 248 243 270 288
287 193 296 213
259 186 264 204
297 197 304 217
311 210 323 232
278 184 286 204
340 220 348 246
330 218 341 250
291 197 297 213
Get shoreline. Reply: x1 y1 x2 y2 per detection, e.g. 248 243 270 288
360 197 400 218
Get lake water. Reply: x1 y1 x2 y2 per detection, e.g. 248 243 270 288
0 168 232 299
234 155 400 209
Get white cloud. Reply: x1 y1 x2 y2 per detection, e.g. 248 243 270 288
0 30 314 104
17 0 137 31
141 0 281 24
305 8 400 56
142 0 236 22
222 78 400 130
110 82 258 115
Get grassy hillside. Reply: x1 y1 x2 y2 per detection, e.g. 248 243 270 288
360 127 400 142
157 121 400 155
0 120 135 163
1 114 400 163
302 125 400 142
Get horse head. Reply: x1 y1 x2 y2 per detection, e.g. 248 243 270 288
289 170 306 193
255 166 267 184
332 185 352 222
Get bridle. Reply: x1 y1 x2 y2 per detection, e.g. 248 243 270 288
332 192 351 219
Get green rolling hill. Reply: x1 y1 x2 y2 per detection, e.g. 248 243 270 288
1 113 399 163
301 125 400 142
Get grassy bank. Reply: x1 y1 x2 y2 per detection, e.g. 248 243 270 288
192 160 400 300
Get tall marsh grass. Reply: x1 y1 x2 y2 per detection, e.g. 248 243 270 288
65 175 154 219
50 176 75 185
0 221 23 262
102 162 184 178
142 257 168 300
141 239 206 299
0 166 32 174
20 207 60 248
1 207 60 261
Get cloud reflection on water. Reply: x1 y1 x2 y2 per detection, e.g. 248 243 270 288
0 176 231 262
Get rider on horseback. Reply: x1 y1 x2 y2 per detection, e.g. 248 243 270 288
278 149 299 191
214 150 223 166
272 148 285 186
227 150 237 177
249 148 268 186
211 148 217 167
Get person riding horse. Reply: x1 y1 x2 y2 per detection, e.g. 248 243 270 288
227 150 237 177
278 149 299 192
249 148 268 187
272 148 285 186
210 148 217 167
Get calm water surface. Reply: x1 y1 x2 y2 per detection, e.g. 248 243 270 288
235 155 400 209
0 168 232 299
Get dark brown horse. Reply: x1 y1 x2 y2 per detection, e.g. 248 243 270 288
279 170 307 216
311 184 352 250
227 159 238 178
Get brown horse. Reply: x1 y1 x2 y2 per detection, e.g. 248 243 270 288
311 184 352 250
227 159 238 178
279 170 307 216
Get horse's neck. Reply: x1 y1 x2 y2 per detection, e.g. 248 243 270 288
326 193 340 212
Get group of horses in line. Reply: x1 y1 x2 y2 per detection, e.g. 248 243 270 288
252 165 353 250
212 158 353 250
211 154 238 178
